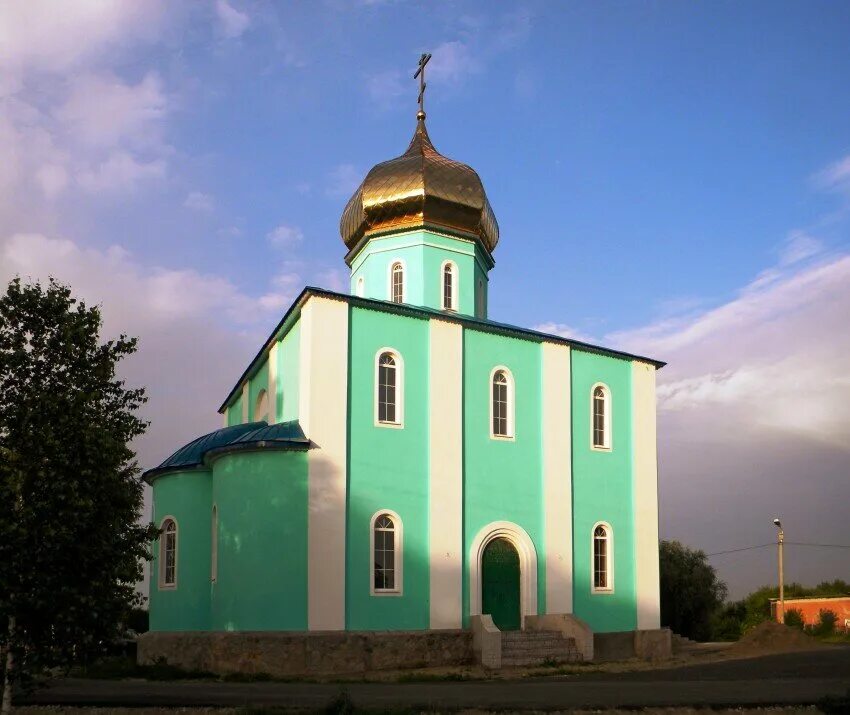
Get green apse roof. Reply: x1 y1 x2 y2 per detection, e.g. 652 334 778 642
144 420 308 482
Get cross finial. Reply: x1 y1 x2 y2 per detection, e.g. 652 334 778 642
414 52 432 121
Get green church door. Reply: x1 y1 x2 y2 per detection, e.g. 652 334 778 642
481 538 521 631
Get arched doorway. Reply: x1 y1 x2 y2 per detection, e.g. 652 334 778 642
481 537 521 630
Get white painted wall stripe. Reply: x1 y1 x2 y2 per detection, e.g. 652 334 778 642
541 342 573 614
633 361 661 629
268 342 279 424
300 296 349 631
428 319 463 629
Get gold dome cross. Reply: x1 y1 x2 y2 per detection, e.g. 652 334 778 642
414 52 431 119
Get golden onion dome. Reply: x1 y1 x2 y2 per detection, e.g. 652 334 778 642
340 113 499 257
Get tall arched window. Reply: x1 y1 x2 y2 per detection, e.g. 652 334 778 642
442 261 457 311
211 506 218 583
476 280 484 317
390 261 404 303
254 389 269 423
591 383 611 449
592 523 613 592
356 276 365 297
371 511 402 594
375 350 403 426
159 518 178 589
490 367 514 438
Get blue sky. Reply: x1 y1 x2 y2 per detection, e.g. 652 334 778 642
1 0 849 597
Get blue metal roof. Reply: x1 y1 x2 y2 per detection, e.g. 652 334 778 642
145 420 309 482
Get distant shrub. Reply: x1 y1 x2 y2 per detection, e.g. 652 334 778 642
813 609 838 636
784 608 805 629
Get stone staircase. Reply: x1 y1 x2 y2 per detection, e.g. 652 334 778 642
500 630 581 667
671 632 697 653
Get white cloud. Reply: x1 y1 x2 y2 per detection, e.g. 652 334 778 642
778 230 822 266
267 224 304 248
76 151 167 194
184 191 215 212
815 154 850 192
326 164 361 197
215 0 250 39
532 321 596 344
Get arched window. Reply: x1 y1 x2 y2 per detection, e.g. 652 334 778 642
390 261 404 303
211 506 218 583
159 517 178 589
490 367 514 438
255 389 269 423
356 276 365 297
477 279 485 317
592 523 613 592
442 261 457 311
371 511 402 594
591 383 611 449
375 350 403 426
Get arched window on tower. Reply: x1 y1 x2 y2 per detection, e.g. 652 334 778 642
490 367 514 438
376 350 403 426
159 518 178 589
593 523 613 591
390 262 404 303
442 261 457 311
356 276 365 297
211 506 218 583
255 388 269 423
371 511 402 594
592 384 611 449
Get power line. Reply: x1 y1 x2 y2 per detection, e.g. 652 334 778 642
707 542 850 557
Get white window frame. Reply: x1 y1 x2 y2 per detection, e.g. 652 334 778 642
158 516 178 590
374 347 404 428
590 382 612 451
388 259 406 303
440 260 458 312
489 365 515 440
211 505 218 583
369 509 403 596
356 276 365 297
254 388 269 423
591 521 614 594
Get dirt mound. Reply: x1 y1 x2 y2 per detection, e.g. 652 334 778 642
729 621 826 655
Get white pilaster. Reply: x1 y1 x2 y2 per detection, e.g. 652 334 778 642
428 319 463 629
241 381 249 423
633 361 661 629
299 296 349 631
541 342 573 614
268 342 279 424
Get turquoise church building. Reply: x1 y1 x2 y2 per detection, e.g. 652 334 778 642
144 101 664 664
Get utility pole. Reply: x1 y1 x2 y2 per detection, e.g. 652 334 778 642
773 518 785 623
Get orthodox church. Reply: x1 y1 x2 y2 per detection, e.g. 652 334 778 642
143 60 664 670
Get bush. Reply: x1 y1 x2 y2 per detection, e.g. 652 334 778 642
813 609 838 637
784 608 805 629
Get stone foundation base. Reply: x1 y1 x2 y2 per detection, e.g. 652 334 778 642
137 630 473 677
594 628 672 662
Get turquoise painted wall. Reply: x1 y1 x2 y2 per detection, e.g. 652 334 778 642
346 306 430 629
149 470 212 631
462 331 545 625
248 360 269 421
277 319 300 422
211 450 308 630
349 231 488 317
571 350 636 632
227 395 242 426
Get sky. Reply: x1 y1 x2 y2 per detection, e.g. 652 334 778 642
1 0 848 600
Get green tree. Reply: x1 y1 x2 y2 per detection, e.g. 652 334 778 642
0 278 156 712
659 540 728 641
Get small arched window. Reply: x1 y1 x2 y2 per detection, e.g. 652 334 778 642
356 276 365 297
391 262 404 303
490 367 514 438
159 518 178 589
477 279 485 317
442 261 457 311
591 383 611 449
371 511 402 594
593 523 612 592
211 506 218 582
255 388 269 423
376 350 402 426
